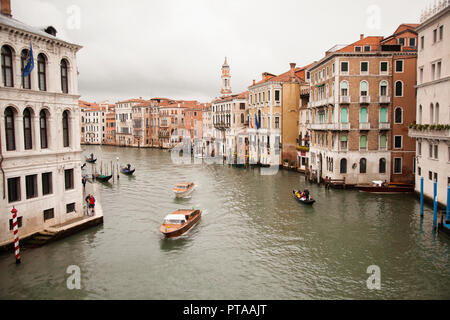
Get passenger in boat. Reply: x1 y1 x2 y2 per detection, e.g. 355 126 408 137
90 153 94 160
299 191 306 199
303 189 310 200
127 163 131 171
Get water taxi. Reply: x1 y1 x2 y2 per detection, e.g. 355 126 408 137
173 182 195 198
159 209 202 238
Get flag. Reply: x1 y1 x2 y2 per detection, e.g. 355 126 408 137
254 114 260 129
22 42 34 78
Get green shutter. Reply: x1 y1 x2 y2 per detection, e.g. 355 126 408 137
360 107 368 122
380 134 386 148
360 135 367 148
340 108 348 123
340 135 347 142
380 107 387 123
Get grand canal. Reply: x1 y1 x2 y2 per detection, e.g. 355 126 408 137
1 145 449 299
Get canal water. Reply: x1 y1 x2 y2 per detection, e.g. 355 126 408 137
1 145 449 299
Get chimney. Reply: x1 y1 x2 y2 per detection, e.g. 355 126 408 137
1 0 12 17
360 34 364 40
289 62 296 80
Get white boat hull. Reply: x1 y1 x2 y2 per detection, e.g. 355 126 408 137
174 188 194 198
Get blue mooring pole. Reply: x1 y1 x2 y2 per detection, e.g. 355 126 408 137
433 180 437 229
446 186 450 224
420 177 424 216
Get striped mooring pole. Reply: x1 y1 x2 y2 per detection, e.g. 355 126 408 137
11 207 21 264
433 180 438 229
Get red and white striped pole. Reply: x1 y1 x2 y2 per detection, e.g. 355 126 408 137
11 207 21 264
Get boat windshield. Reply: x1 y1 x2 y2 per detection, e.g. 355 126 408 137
176 184 189 188
164 219 185 224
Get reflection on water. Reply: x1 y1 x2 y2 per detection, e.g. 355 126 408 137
0 145 449 300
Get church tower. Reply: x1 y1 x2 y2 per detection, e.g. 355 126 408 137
221 57 231 95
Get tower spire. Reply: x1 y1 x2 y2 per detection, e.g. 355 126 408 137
221 56 231 95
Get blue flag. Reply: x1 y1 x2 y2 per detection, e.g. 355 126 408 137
22 42 34 78
254 114 260 129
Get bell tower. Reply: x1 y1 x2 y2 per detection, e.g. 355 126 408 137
221 57 231 95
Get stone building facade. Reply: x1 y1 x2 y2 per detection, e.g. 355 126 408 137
0 2 84 245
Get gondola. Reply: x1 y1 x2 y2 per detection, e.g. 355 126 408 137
292 190 315 205
94 174 112 182
120 167 135 175
86 158 97 163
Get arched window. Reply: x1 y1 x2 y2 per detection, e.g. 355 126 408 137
395 81 403 97
40 110 48 149
21 49 31 89
340 158 347 174
37 54 47 91
360 158 367 173
62 110 70 147
60 59 68 93
1 45 14 87
379 107 387 123
23 108 32 150
340 108 348 123
394 107 403 124
258 109 261 128
430 103 434 124
340 81 348 96
418 105 422 124
4 107 15 151
360 107 368 123
379 158 386 173
380 80 388 96
435 103 439 124
360 81 368 96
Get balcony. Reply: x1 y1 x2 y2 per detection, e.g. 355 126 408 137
214 122 230 130
379 96 390 104
359 96 370 104
359 122 370 130
309 123 328 130
408 125 450 139
340 96 351 104
339 123 351 130
379 122 391 130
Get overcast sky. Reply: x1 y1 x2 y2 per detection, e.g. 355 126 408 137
12 0 428 103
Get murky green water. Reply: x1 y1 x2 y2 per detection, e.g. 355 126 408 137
1 145 449 299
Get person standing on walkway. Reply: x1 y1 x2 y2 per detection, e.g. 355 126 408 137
85 194 96 216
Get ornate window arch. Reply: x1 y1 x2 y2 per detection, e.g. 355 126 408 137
37 53 47 91
1 45 14 87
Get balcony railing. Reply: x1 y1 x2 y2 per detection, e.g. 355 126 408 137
360 96 370 104
340 96 351 104
379 122 391 130
359 122 370 130
339 123 351 130
379 96 390 104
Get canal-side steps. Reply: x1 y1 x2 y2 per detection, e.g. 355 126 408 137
0 202 104 252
